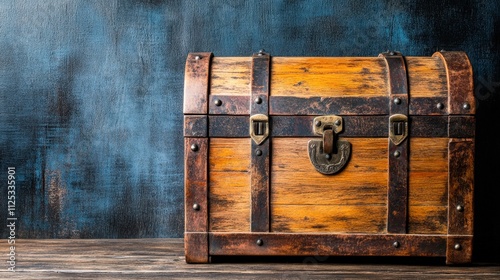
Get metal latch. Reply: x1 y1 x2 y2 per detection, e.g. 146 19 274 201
308 115 351 175
389 114 408 145
250 114 269 145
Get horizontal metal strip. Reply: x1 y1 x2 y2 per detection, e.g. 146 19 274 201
409 96 448 115
207 95 452 116
209 233 446 257
270 96 388 115
208 116 472 138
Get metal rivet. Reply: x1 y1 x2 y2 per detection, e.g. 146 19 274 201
256 239 263 246
454 243 462 250
456 205 464 212
190 144 199 152
463 103 470 110
393 241 400 248
393 151 401 157
214 99 222 106
315 120 322 127
193 203 200 211
334 119 341 126
256 149 262 156
389 51 395 56
195 55 201 60
255 97 262 104
437 103 444 110
394 98 401 105
325 154 331 160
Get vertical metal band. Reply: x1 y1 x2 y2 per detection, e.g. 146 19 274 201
432 51 475 115
250 51 271 232
184 138 209 263
379 52 409 234
183 52 213 114
446 138 474 264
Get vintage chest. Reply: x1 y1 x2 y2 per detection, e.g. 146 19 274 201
183 51 475 264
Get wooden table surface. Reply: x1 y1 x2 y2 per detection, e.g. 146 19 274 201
1 239 499 279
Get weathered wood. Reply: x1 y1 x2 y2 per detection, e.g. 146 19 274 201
183 115 207 137
449 116 476 138
433 51 475 115
448 139 475 235
185 232 209 263
382 52 409 234
270 96 388 115
210 57 251 96
184 137 209 263
184 52 476 264
184 138 208 232
210 56 448 99
250 51 271 232
209 116 249 137
447 235 474 264
2 239 498 279
207 115 474 138
409 96 448 115
209 95 249 115
272 205 387 233
209 233 447 257
209 138 250 232
183 52 213 114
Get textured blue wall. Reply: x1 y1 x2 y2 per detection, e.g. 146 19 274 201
0 0 499 260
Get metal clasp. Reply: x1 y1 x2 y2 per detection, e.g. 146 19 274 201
389 114 408 145
250 114 269 145
308 115 351 175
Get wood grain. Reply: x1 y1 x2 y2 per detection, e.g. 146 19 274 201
2 239 498 279
209 138 250 232
211 57 251 96
272 205 387 233
209 56 449 98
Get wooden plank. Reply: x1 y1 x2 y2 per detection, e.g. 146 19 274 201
209 138 250 233
184 137 209 263
184 138 208 232
4 239 499 279
405 57 448 98
408 206 447 234
210 57 251 96
209 138 250 172
271 138 388 193
409 138 449 172
209 233 447 257
272 205 387 233
209 56 449 99
271 138 387 233
447 235 473 264
183 52 212 114
185 232 208 263
433 51 475 115
270 57 387 97
448 139 474 235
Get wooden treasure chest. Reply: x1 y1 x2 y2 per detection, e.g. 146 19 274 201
183 51 475 264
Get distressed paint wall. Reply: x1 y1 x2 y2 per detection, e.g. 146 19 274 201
0 0 499 260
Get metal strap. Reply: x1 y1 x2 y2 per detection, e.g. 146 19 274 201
250 50 271 232
379 51 409 234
